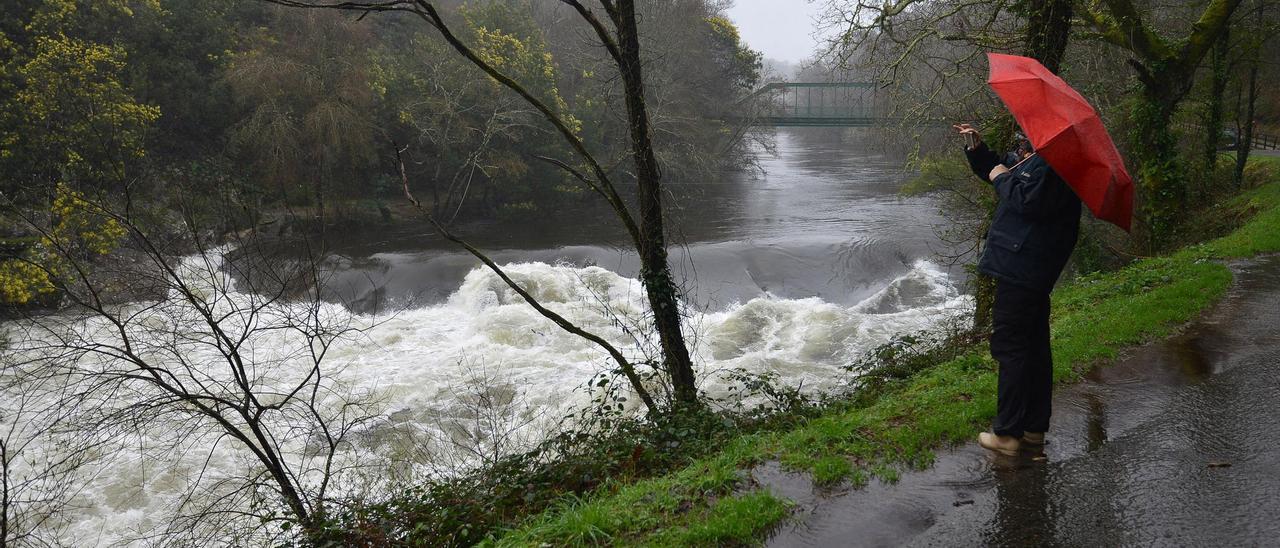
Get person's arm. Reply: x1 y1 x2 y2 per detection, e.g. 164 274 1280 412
991 160 1074 219
954 123 1003 182
964 141 1002 182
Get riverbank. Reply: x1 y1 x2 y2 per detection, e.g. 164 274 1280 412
480 156 1280 545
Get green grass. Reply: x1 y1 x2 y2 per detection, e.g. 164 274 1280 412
486 159 1280 546
484 436 781 547
1203 159 1280 258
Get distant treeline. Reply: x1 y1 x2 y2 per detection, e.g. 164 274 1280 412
0 0 763 305
0 0 762 224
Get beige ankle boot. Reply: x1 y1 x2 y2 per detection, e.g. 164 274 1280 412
978 432 1021 456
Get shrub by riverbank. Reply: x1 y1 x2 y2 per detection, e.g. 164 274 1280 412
472 156 1280 546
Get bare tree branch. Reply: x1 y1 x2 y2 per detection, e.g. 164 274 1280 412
396 146 659 414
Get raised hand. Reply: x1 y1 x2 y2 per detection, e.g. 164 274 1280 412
953 123 981 149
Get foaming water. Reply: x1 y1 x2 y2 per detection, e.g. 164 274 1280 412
3 250 970 545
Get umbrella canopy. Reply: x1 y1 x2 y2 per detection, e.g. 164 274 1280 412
986 53 1134 231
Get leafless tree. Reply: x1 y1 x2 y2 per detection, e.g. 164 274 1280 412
405 359 551 477
1230 0 1280 187
0 191 383 545
820 0 1076 330
819 0 1019 131
0 362 101 547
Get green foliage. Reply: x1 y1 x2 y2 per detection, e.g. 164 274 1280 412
466 3 580 136
323 405 766 546
17 35 159 177
1 185 125 305
641 490 789 547
0 1 149 305
3 0 765 229
703 16 763 93
846 329 976 389
0 252 55 305
809 454 854 486
487 436 773 547
226 9 377 212
370 1 580 219
0 1 160 199
47 184 127 256
119 0 254 157
1201 157 1280 257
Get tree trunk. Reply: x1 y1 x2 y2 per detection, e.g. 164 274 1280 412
1130 88 1182 251
1205 27 1230 180
971 272 997 336
1079 0 1242 248
314 157 327 234
1022 0 1073 73
1233 64 1258 188
1233 0 1265 188
615 1 698 406
968 0 1074 335
2 440 9 548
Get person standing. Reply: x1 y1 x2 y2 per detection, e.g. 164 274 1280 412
954 123 1082 456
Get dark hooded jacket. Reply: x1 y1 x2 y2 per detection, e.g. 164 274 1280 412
965 142 1081 292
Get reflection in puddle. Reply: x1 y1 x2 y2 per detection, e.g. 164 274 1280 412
1084 391 1107 452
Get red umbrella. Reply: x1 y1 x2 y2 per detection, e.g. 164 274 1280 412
986 53 1134 232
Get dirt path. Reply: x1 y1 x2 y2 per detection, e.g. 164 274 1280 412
762 254 1280 547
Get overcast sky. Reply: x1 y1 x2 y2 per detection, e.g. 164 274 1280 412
725 0 826 63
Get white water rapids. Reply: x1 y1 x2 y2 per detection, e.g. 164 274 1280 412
1 247 971 545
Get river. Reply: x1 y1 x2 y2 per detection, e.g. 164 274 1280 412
2 128 972 545
320 129 957 312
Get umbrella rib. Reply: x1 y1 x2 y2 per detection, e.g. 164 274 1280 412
987 76 1057 84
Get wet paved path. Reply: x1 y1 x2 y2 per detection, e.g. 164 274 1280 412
764 255 1280 547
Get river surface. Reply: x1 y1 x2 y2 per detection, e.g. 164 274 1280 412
318 129 958 312
2 129 972 545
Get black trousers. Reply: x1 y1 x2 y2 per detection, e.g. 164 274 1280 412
990 279 1053 437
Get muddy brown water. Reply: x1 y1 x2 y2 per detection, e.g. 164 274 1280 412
761 254 1280 547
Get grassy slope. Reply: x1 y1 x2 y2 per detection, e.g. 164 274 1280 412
487 158 1280 547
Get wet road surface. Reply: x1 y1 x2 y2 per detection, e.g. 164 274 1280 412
763 254 1280 547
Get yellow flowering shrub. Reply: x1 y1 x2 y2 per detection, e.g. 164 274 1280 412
471 24 581 135
48 184 127 255
0 256 55 305
15 34 161 179
0 185 124 306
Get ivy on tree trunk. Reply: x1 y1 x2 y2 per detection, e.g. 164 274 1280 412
1081 0 1243 250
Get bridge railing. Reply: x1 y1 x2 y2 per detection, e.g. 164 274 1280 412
1256 131 1279 150
1177 121 1280 151
748 82 884 126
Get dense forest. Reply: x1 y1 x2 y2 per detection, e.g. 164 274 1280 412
0 0 763 306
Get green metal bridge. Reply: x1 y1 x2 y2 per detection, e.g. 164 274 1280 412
748 82 886 127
